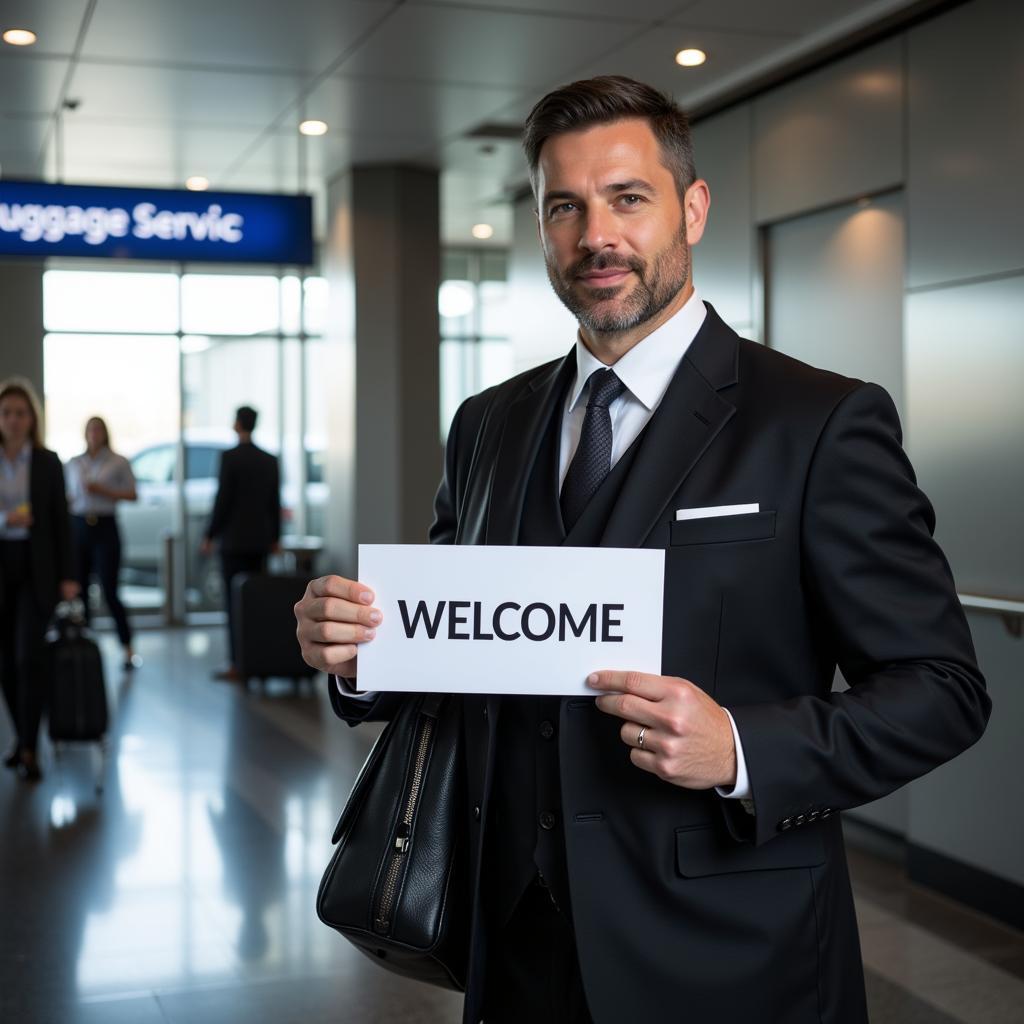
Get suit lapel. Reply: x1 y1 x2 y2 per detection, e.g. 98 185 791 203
602 304 740 549
484 349 575 545
28 447 43 521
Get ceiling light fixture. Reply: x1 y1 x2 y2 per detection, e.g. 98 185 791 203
675 48 707 67
299 119 328 137
186 176 210 192
3 28 37 46
471 223 494 240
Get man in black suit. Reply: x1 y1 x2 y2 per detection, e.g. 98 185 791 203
295 77 990 1023
202 406 280 681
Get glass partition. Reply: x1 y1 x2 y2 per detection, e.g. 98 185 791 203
42 268 328 622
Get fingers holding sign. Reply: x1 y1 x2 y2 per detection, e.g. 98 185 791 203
588 670 737 791
294 574 382 678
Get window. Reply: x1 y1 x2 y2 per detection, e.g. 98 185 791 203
185 445 223 481
131 445 176 485
439 249 512 440
43 267 330 617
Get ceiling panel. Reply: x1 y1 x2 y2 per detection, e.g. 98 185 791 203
0 54 69 114
60 118 272 185
0 0 92 56
441 170 514 246
0 115 49 178
570 26 796 107
304 74 520 143
68 62 304 126
81 0 393 75
224 129 442 187
435 136 527 189
409 0 689 19
336 5 649 89
669 0 892 35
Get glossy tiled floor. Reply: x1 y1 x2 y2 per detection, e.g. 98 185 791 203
1 627 1020 1023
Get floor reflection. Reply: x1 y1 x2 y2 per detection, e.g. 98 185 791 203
0 627 461 1023
4 626 1014 1024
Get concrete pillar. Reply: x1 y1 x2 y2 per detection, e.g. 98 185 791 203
0 258 45 394
323 166 441 574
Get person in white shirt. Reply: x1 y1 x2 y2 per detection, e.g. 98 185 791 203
65 417 138 670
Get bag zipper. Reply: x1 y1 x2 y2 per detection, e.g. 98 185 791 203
373 711 435 935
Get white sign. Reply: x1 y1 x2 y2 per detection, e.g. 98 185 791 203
357 544 665 696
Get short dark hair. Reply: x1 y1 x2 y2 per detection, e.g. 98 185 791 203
235 406 258 432
523 75 696 199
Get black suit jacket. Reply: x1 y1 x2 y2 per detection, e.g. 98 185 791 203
0 447 73 612
206 442 280 554
331 304 990 1024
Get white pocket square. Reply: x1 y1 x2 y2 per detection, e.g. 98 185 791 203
675 503 760 521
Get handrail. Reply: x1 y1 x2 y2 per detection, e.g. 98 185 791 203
959 594 1023 638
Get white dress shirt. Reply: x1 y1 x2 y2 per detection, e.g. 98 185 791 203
65 447 136 516
559 288 751 806
0 441 32 540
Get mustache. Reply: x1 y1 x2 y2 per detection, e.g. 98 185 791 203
571 253 644 279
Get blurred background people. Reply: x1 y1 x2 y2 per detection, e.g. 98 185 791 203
0 379 78 781
65 416 139 671
201 406 280 682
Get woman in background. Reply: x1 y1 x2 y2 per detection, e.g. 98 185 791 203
66 416 138 670
0 379 78 781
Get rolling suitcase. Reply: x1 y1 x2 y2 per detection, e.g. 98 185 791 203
233 573 319 685
47 602 109 742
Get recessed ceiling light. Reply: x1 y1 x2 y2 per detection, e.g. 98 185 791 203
471 223 494 240
299 119 328 137
186 176 209 192
3 28 37 46
675 48 707 68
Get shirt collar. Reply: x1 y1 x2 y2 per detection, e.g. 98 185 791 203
567 286 707 413
3 441 32 467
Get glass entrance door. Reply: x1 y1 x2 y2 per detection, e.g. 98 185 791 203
42 266 330 624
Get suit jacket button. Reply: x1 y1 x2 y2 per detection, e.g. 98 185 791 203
778 818 793 831
795 814 806 826
808 810 820 822
539 811 557 830
539 720 555 740
821 808 832 819
473 805 481 821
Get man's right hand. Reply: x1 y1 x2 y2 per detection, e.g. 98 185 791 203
294 574 382 679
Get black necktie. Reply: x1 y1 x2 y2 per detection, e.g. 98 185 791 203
560 368 627 531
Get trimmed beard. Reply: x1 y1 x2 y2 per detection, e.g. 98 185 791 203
545 227 690 335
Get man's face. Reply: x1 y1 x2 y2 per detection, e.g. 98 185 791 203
536 118 693 335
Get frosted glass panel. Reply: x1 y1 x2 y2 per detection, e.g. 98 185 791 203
767 192 905 417
905 276 1024 600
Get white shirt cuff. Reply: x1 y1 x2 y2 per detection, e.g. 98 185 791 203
332 675 377 701
716 708 753 812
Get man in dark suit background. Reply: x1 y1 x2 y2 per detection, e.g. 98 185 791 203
295 77 990 1023
202 405 280 682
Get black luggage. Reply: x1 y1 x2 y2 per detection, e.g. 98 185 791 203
47 604 108 742
233 573 319 684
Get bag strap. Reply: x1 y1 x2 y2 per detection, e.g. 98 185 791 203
421 693 446 719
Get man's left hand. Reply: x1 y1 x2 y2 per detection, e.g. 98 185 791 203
589 671 737 790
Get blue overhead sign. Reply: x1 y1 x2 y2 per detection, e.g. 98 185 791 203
0 181 313 265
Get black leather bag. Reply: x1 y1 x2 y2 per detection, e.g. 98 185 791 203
316 693 468 990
